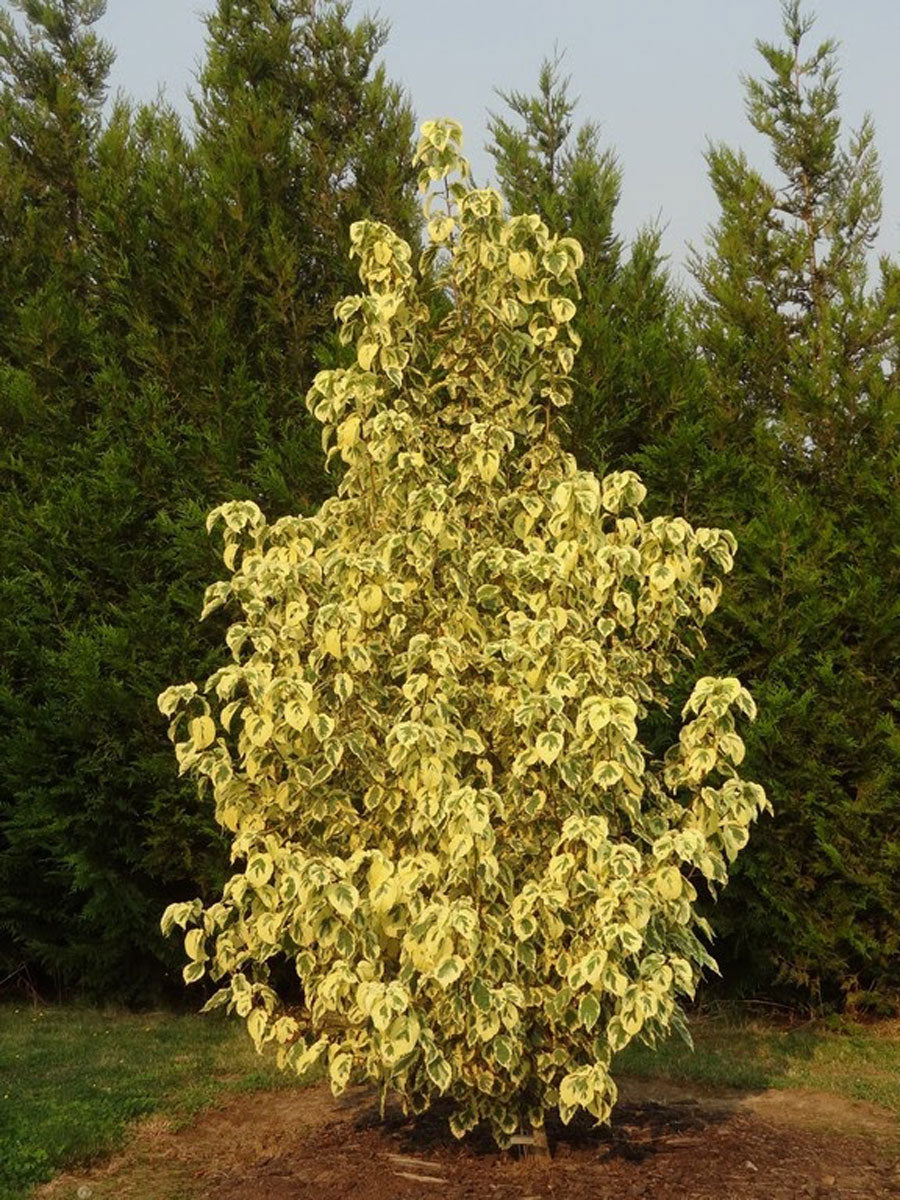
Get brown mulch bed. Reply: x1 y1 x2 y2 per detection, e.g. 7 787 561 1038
37 1080 900 1200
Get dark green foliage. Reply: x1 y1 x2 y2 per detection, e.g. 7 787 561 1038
689 2 900 1007
191 0 420 504
0 0 418 1000
0 0 896 1012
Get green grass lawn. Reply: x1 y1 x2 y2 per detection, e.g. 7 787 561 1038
2 1003 897 1200
0 1003 290 1200
615 1012 900 1114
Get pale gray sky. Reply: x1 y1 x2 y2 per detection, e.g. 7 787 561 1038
100 0 900 279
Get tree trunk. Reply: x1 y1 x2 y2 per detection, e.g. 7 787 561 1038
510 1123 550 1158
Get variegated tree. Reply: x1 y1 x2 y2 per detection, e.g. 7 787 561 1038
159 121 768 1145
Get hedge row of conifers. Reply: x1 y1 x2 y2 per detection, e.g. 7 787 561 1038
0 0 897 1009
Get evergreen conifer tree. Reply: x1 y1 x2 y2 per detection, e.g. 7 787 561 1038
689 1 900 1005
0 0 110 436
0 0 123 992
487 57 703 484
0 0 421 999
192 0 419 506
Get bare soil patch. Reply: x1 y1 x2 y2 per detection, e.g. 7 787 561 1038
37 1079 900 1200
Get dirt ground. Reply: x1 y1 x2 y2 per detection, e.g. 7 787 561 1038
37 1078 900 1200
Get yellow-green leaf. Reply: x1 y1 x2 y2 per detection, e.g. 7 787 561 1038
189 715 215 750
535 730 563 766
358 584 384 614
508 250 533 279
